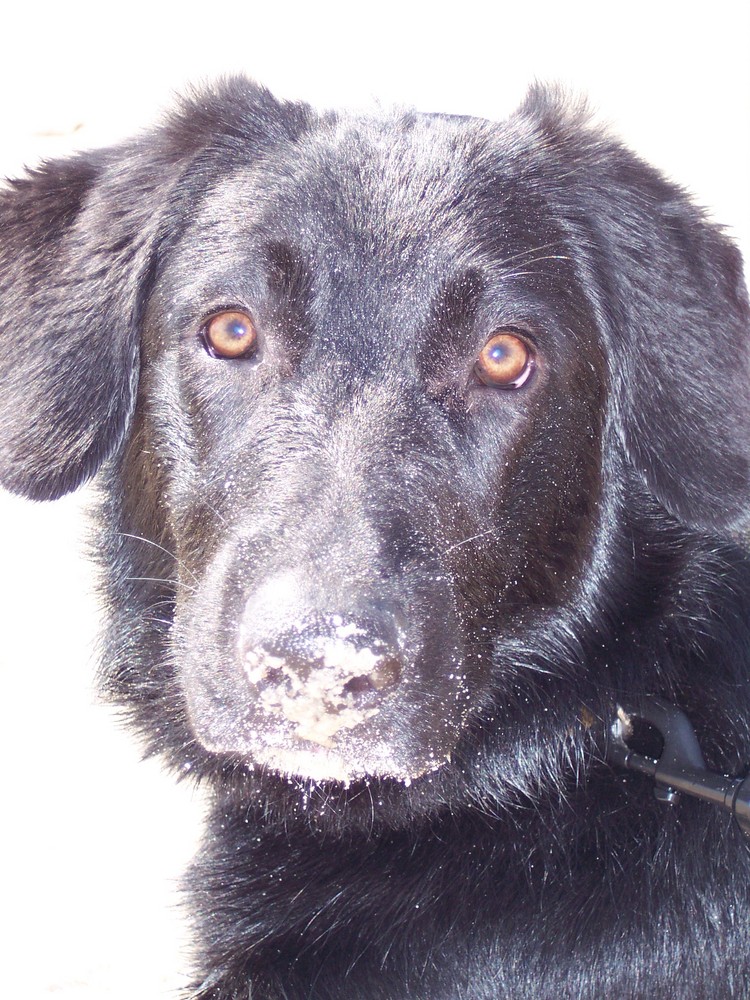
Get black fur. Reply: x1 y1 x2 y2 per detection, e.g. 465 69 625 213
1 78 750 998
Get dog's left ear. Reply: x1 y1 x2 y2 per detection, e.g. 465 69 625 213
596 173 750 533
520 91 750 532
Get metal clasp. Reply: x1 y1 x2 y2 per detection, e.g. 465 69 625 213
607 697 750 837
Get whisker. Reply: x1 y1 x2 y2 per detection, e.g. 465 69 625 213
494 242 563 268
443 528 497 556
499 254 572 281
124 575 197 595
117 531 200 585
200 497 229 526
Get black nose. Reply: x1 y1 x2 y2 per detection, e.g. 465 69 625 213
240 613 404 745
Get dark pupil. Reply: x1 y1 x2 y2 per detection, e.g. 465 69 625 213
225 318 248 340
488 342 510 363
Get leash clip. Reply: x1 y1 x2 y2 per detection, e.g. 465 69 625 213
607 697 750 837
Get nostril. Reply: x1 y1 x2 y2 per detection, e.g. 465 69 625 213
343 674 376 696
341 655 402 705
368 655 402 692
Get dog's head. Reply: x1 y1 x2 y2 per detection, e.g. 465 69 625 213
1 81 748 793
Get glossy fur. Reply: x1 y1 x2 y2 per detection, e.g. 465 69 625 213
1 79 749 998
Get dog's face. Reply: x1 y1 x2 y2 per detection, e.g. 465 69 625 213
144 118 606 781
1 81 748 792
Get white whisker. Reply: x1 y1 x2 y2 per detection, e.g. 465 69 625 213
443 528 497 556
117 531 200 585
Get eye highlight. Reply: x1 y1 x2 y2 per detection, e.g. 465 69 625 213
474 331 534 388
202 310 258 359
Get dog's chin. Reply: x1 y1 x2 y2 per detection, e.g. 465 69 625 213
200 733 451 784
187 698 461 783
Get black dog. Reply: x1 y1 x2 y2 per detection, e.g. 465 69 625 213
1 78 749 998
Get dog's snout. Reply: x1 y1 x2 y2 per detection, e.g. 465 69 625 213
240 610 405 747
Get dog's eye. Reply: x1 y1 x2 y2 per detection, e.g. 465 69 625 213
203 310 258 359
474 332 534 388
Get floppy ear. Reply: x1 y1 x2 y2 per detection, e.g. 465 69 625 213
592 170 750 533
520 90 750 532
0 76 313 502
0 144 174 501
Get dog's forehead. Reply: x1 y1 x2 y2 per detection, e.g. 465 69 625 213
186 111 545 279
154 109 588 357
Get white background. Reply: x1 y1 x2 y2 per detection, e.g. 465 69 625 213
0 2 748 996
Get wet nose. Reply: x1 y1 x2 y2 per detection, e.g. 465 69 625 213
240 612 405 746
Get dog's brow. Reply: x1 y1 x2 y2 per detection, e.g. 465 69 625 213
263 239 314 356
418 268 485 376
439 269 485 322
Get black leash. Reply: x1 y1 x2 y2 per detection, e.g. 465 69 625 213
607 697 750 838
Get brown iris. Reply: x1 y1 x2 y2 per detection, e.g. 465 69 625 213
474 331 534 388
203 310 258 359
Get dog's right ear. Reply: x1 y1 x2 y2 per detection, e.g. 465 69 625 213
0 147 161 501
0 77 314 502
